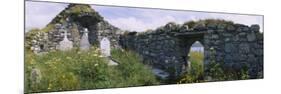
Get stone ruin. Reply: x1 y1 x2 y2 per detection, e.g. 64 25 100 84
119 22 263 79
27 4 123 53
26 4 263 79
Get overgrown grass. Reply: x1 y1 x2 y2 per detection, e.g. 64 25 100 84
25 47 159 93
178 51 204 83
111 49 159 86
25 45 252 93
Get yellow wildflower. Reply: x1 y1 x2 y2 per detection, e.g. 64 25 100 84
48 83 52 90
93 54 98 57
94 63 99 67
98 55 103 58
29 59 35 65
66 56 71 60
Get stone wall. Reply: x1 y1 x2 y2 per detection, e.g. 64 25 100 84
120 22 263 79
120 30 182 77
27 21 122 52
26 4 123 52
203 24 263 79
120 22 204 77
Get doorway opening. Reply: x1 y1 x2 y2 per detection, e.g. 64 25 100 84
186 41 204 80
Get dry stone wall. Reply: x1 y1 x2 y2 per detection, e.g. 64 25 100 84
203 24 263 79
27 4 123 52
120 22 263 79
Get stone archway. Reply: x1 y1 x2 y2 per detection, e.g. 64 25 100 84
174 32 205 75
71 14 102 45
183 40 205 71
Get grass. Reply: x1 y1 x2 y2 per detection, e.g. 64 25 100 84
25 45 252 93
24 47 159 93
178 51 204 83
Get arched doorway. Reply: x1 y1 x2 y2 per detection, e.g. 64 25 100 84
175 32 205 77
71 14 102 45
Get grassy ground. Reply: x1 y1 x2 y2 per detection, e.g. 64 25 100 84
24 47 159 93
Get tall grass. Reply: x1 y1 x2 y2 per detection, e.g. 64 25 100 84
178 51 204 83
25 47 159 93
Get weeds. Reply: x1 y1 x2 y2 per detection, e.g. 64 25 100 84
25 47 159 93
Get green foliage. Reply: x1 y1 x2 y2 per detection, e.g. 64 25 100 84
68 4 93 14
41 24 54 33
25 47 159 93
207 61 250 81
25 28 41 41
183 19 234 28
178 51 204 83
183 20 196 28
199 19 234 25
207 61 226 80
111 49 159 86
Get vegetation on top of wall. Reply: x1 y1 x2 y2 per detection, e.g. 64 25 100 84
25 28 41 40
50 4 103 24
41 24 55 33
130 19 236 37
183 19 235 29
67 4 93 14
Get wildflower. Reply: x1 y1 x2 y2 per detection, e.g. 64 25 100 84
48 83 52 90
94 63 99 67
29 59 35 65
66 56 71 60
93 54 98 57
95 48 101 52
